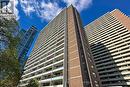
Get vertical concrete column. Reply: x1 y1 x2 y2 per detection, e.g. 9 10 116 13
67 5 84 87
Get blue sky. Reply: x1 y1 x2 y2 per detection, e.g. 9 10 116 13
8 0 130 56
13 0 130 31
16 0 92 30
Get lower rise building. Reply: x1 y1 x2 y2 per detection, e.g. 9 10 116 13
85 9 130 87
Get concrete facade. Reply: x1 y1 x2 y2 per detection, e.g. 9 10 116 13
19 5 101 87
85 9 130 87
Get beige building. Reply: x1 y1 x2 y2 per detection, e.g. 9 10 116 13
85 9 130 87
19 5 101 87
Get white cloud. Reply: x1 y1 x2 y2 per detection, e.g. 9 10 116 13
63 0 92 12
13 0 19 20
24 5 34 16
19 0 35 16
19 0 62 21
39 1 62 21
19 0 92 21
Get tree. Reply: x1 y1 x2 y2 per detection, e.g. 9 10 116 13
0 32 20 87
0 17 18 33
26 79 39 87
0 13 20 87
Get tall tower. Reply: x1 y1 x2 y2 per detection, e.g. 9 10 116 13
85 9 130 86
18 26 38 69
66 5 101 87
19 5 101 87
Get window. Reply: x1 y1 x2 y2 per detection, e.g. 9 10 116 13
92 72 96 77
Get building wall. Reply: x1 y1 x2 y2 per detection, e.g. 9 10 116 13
18 26 37 69
67 5 84 87
19 5 101 87
85 9 130 86
19 9 66 87
111 9 130 31
67 5 101 87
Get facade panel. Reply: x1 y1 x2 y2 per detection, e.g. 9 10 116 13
19 5 101 87
18 26 37 69
85 9 130 86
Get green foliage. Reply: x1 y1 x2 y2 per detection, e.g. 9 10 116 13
5 32 20 50
0 31 20 87
26 79 39 87
0 18 18 32
0 35 20 87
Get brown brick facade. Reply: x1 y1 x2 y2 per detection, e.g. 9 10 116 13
66 5 101 87
111 9 130 31
67 5 84 87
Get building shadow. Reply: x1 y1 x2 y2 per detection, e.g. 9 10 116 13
90 42 128 87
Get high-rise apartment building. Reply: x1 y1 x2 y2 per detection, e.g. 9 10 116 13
85 9 130 87
18 26 38 69
19 5 101 87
